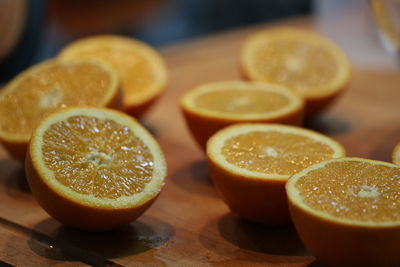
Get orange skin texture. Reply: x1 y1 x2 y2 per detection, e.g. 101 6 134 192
2 141 27 163
106 86 124 112
25 149 159 231
303 82 349 116
181 106 303 152
124 90 162 119
288 198 400 267
1 88 123 163
208 158 291 226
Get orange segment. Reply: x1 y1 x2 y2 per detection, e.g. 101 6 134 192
240 27 351 115
393 143 400 165
59 35 168 117
207 123 345 225
181 81 304 151
42 116 154 199
286 158 400 266
26 107 166 231
0 59 122 161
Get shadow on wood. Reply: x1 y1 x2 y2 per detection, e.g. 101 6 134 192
217 213 309 256
369 125 400 162
28 215 175 264
0 158 31 195
198 213 313 265
170 159 218 198
308 260 330 267
304 113 352 136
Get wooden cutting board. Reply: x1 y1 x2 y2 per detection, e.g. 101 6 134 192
0 17 399 266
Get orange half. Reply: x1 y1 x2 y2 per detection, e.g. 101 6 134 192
286 158 400 266
240 27 351 115
207 123 345 225
0 58 122 161
59 35 168 117
26 107 166 231
181 80 304 150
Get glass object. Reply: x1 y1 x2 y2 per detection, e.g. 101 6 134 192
371 0 400 57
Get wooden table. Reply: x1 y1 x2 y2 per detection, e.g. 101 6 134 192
0 13 399 267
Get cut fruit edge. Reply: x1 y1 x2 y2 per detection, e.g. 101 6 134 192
0 58 120 143
240 28 351 99
181 81 304 121
29 107 167 209
286 157 400 227
207 123 346 182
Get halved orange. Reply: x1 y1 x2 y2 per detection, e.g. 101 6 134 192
240 27 351 115
207 123 345 225
26 107 167 231
59 35 168 117
0 58 122 161
286 158 400 266
393 143 400 165
180 80 304 151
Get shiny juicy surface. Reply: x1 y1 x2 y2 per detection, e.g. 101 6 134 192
222 131 334 175
0 62 112 136
296 161 400 222
194 89 290 114
252 39 338 95
42 116 154 199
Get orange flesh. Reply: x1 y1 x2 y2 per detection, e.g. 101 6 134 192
63 46 157 101
0 63 112 136
42 115 154 199
222 131 334 175
194 89 290 114
251 40 338 94
295 161 400 222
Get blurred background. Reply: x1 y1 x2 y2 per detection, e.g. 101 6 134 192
0 0 310 83
0 0 397 84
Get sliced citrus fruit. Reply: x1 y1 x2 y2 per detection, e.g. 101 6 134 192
393 143 400 165
240 27 351 115
0 58 122 161
26 107 166 231
181 80 304 151
207 123 345 225
59 35 168 117
286 157 400 266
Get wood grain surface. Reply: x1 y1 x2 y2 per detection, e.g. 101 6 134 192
0 16 399 266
